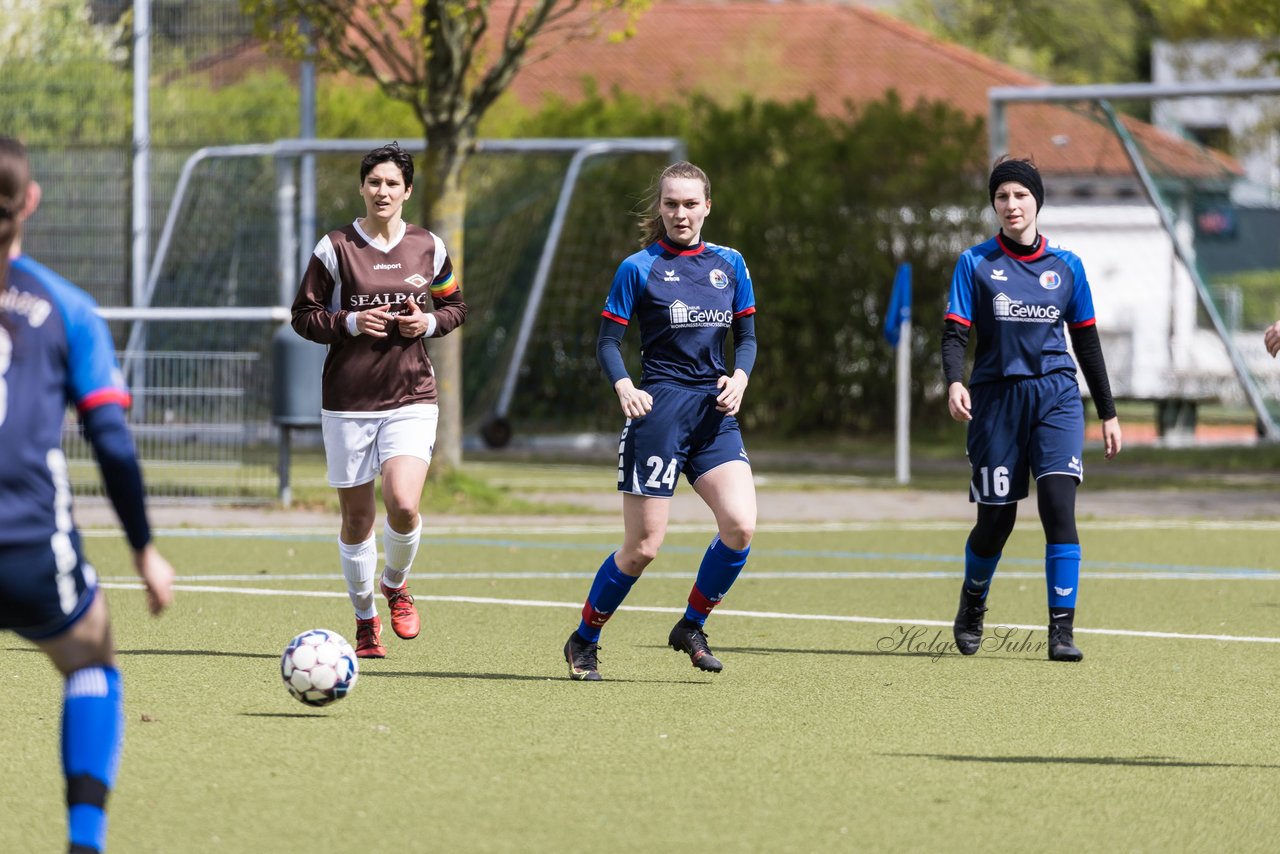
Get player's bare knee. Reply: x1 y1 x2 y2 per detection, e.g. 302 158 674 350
720 525 754 551
383 504 419 533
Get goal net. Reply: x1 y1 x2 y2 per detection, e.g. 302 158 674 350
53 139 679 500
992 79 1280 441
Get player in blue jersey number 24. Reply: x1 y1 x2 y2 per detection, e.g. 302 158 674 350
0 136 175 853
563 161 758 681
941 156 1122 663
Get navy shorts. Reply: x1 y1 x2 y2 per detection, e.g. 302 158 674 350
966 372 1084 504
617 383 751 497
0 531 98 640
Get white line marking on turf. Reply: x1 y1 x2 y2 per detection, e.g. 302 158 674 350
97 583 1280 645
77 518 1280 540
98 569 1280 582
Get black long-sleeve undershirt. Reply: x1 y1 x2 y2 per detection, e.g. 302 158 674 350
940 319 1117 420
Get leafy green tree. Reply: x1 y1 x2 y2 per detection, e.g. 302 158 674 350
497 87 989 437
0 0 130 144
241 0 650 470
902 0 1279 85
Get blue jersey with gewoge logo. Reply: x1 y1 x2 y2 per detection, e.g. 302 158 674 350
945 234 1096 387
0 255 130 545
601 237 756 390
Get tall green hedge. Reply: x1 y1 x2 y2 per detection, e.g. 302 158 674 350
505 88 989 436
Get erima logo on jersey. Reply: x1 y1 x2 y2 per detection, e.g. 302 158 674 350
662 269 680 282
1069 456 1082 472
710 269 729 289
992 293 1060 323
990 269 1008 282
669 299 732 328
373 262 402 270
404 274 429 289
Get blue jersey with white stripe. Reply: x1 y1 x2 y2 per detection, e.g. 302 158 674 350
945 234 1097 387
601 237 756 390
0 255 130 545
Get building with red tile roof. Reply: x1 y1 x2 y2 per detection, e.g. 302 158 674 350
495 0 1238 195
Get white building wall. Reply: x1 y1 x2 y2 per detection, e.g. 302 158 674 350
1038 204 1248 402
1152 39 1280 206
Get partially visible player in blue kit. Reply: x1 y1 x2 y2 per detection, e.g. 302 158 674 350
942 156 1122 663
563 161 757 681
0 136 174 853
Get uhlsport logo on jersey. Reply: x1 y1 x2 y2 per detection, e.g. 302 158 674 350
372 262 402 270
709 269 729 289
992 292 1060 323
1039 270 1062 290
668 299 732 329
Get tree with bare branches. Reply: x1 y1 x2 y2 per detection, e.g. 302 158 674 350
243 0 651 469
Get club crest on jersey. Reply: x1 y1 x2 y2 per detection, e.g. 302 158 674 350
1039 270 1062 290
404 274 429 289
709 269 729 289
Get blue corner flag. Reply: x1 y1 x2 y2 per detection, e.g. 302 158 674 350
884 262 912 347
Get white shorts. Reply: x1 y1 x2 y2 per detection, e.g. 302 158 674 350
322 404 439 488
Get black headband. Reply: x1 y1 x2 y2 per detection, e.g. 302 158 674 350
989 160 1044 211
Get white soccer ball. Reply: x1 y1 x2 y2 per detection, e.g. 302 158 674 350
280 629 358 707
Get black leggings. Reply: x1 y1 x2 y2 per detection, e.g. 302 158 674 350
967 474 1079 558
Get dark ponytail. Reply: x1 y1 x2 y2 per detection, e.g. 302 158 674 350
0 136 31 294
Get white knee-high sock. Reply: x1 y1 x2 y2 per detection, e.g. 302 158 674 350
381 517 421 590
339 533 378 619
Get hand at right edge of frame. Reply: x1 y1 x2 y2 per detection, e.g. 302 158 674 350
1265 320 1280 357
947 382 972 422
134 544 175 616
614 378 653 419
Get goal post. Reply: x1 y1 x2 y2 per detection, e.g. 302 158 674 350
96 136 683 501
989 79 1280 441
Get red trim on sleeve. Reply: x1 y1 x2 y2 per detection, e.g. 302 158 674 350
733 306 756 319
944 313 971 326
1068 318 1097 330
77 388 132 414
601 310 629 326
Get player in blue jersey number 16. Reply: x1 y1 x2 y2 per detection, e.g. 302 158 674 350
0 136 175 854
562 161 758 681
941 155 1121 663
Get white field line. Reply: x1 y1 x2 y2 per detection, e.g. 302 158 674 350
98 569 1280 582
77 518 1280 539
97 582 1280 645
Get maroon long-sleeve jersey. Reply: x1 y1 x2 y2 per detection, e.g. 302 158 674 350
291 220 467 414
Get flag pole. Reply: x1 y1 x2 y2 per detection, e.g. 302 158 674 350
895 317 911 485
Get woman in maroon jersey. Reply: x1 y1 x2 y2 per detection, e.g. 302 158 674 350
291 142 467 658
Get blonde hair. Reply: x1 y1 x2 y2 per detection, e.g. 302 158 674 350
638 161 711 246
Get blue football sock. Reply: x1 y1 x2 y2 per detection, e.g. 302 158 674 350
577 553 639 643
1046 542 1082 611
684 536 750 626
963 542 1001 599
63 666 123 854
